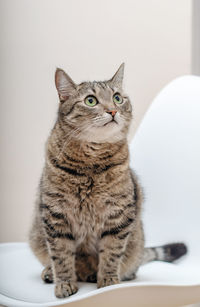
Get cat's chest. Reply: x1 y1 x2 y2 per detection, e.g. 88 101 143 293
66 177 110 242
67 198 105 252
72 195 106 235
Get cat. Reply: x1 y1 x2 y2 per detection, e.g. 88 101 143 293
29 64 187 298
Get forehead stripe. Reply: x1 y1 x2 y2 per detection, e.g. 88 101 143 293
92 87 96 94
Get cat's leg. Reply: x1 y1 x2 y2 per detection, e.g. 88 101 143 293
97 219 134 288
29 207 50 267
118 170 145 281
40 203 78 298
29 206 53 283
120 221 144 281
50 243 77 298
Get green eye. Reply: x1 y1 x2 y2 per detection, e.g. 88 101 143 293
85 96 98 107
113 93 123 104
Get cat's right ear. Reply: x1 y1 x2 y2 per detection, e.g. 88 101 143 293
55 68 77 102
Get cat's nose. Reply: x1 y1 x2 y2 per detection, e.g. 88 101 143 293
106 110 117 117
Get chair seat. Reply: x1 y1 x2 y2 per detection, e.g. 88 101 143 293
0 242 199 307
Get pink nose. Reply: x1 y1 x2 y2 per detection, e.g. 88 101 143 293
107 110 117 117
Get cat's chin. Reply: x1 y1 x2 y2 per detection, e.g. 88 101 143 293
103 120 118 126
78 124 126 143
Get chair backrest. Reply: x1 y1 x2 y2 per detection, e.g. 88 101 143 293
129 76 200 260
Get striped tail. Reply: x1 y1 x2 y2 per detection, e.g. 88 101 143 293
142 243 187 264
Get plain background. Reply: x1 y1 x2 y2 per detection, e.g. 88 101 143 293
0 0 192 242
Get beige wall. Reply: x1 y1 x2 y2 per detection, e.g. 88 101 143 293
192 0 200 75
0 0 192 242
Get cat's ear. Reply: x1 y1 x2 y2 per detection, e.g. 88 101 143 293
55 68 77 102
109 63 125 88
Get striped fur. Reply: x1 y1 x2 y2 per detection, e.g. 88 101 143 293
29 65 187 298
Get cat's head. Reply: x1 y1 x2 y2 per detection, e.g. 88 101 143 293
55 64 132 143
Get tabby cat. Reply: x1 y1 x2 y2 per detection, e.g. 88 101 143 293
29 64 187 298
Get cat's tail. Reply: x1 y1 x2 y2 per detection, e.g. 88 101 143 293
142 243 187 264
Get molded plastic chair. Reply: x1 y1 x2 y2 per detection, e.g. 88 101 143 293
1 76 200 307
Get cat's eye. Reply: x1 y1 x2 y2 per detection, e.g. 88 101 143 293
85 96 98 107
113 93 123 104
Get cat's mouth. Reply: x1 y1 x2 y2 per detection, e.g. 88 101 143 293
103 119 118 126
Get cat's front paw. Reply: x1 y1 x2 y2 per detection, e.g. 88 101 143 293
55 281 78 298
97 276 120 288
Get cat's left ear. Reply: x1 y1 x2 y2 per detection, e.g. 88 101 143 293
108 63 124 88
55 68 77 102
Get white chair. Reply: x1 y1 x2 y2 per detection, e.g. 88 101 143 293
0 76 200 307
